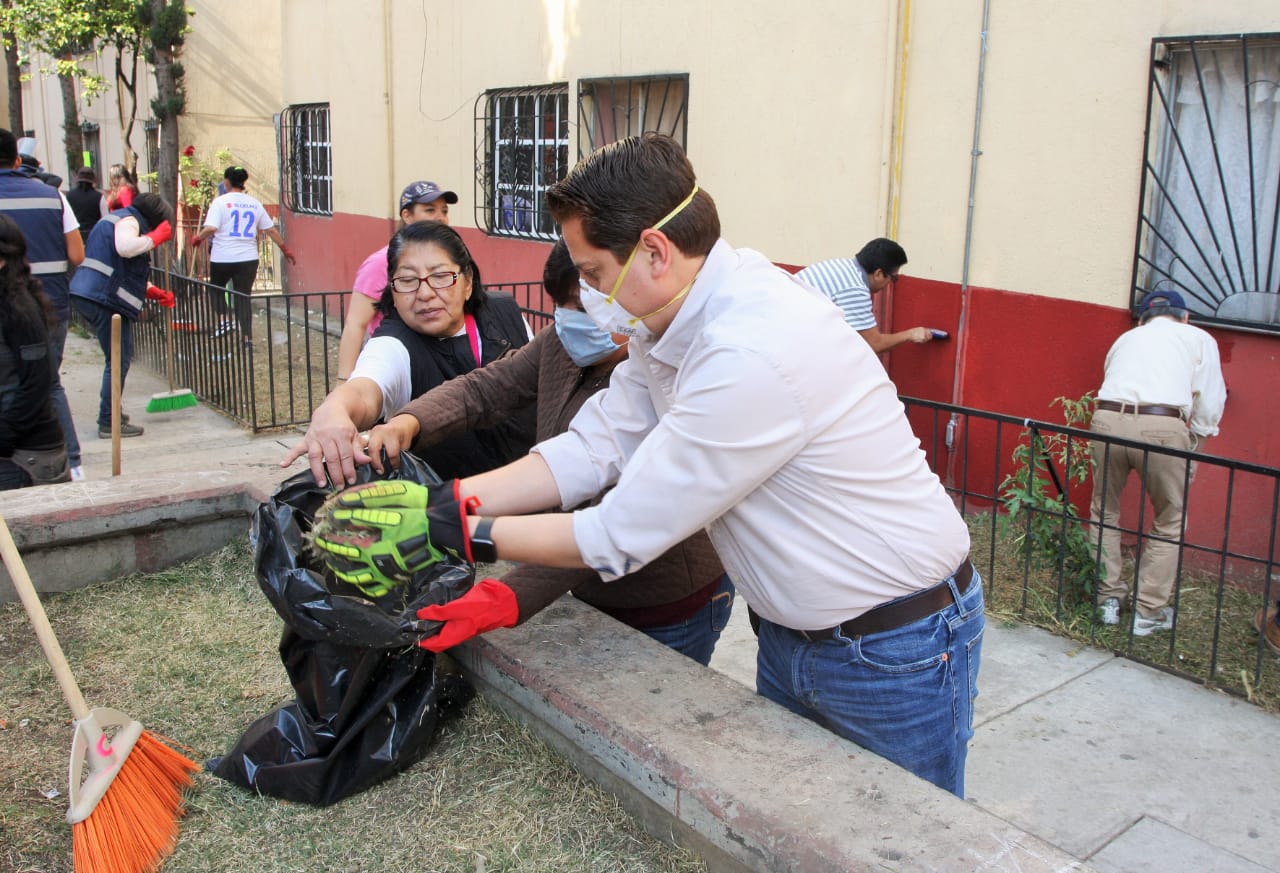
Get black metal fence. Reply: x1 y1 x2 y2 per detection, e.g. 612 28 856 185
126 272 550 431
116 281 1280 704
904 397 1280 706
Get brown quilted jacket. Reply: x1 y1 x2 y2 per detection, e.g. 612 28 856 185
397 326 724 623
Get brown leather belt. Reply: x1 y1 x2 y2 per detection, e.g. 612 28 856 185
796 558 975 642
1095 399 1184 419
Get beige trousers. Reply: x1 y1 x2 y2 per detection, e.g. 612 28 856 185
1088 408 1193 618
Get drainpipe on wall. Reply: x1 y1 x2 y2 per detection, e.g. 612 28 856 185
383 0 397 222
945 0 991 472
878 0 911 331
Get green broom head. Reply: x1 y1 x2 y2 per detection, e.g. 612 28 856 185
145 389 198 414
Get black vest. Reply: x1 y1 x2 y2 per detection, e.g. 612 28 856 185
373 291 537 479
66 185 103 239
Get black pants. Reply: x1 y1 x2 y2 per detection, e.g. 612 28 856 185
209 259 258 335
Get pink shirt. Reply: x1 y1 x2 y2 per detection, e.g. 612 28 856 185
353 245 389 335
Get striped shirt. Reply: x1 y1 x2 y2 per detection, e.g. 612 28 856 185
794 257 875 331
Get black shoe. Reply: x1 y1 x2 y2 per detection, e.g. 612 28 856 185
98 421 145 439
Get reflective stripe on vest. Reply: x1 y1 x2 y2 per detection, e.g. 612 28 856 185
80 257 114 276
30 260 69 274
115 286 143 310
0 196 63 211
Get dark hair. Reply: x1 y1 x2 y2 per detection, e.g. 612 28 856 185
131 193 174 229
0 129 16 166
375 220 488 319
546 133 719 262
542 239 580 308
223 166 249 189
855 238 908 276
0 214 56 334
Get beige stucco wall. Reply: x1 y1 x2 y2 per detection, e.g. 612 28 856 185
900 0 1280 308
264 0 1279 305
183 0 285 204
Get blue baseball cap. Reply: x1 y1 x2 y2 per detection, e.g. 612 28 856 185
399 180 458 211
1140 290 1187 314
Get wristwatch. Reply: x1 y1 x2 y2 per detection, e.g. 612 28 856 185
471 517 498 563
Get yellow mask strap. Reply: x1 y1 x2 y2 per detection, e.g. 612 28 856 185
607 185 700 303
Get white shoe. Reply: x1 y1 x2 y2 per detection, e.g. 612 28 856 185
1133 607 1175 637
69 465 85 482
1099 597 1120 626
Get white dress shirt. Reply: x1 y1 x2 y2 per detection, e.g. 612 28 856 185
534 240 970 630
1096 316 1227 437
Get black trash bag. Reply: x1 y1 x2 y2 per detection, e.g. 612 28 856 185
210 452 476 805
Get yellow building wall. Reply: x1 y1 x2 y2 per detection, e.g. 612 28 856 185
900 0 1280 308
260 0 1279 305
183 0 285 205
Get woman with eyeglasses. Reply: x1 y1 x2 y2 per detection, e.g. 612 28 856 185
284 220 535 484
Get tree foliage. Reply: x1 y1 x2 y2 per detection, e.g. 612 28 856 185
0 0 190 206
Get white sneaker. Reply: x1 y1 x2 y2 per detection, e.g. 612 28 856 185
69 465 85 482
1133 607 1175 637
1099 597 1120 626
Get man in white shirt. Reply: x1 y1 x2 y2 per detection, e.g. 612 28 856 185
314 134 985 797
794 238 942 353
1089 290 1226 636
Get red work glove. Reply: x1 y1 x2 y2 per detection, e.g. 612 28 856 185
144 220 172 247
189 234 205 248
416 578 519 651
145 283 175 308
281 245 297 266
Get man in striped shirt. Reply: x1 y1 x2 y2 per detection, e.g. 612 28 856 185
795 238 940 353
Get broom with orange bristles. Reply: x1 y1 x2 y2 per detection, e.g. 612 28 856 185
0 513 199 873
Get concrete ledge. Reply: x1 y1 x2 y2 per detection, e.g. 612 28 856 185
0 471 263 601
451 598 1095 873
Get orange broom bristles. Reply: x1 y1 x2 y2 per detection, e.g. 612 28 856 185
71 731 199 873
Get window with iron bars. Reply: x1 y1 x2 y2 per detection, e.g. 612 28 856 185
577 73 688 159
1132 34 1280 334
474 85 569 240
279 103 333 216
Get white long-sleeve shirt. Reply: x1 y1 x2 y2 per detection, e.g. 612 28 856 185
534 240 970 630
1096 316 1227 437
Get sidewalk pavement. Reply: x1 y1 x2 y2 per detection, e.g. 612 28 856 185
53 331 1280 872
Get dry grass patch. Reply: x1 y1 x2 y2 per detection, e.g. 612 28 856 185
0 541 706 873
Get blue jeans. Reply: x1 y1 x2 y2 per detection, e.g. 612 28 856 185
641 574 736 666
756 569 985 797
72 297 133 428
46 321 81 466
0 459 32 490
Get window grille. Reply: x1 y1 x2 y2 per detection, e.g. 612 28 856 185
474 85 569 240
279 103 333 216
1132 34 1280 333
577 74 688 159
144 120 159 193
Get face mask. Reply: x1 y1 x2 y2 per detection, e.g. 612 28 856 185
554 306 621 366
577 184 701 341
579 280 654 340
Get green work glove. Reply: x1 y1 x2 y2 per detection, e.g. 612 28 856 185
310 481 448 598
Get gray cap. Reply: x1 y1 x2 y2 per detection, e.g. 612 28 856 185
399 180 458 211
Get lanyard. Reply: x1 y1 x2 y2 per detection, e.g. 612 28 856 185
464 314 481 367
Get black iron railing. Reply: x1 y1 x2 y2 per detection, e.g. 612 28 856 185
116 285 1280 704
126 272 550 431
903 397 1280 706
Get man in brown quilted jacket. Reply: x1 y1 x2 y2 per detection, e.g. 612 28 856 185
363 240 734 664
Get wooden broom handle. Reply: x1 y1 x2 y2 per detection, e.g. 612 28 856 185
0 514 90 720
111 314 121 476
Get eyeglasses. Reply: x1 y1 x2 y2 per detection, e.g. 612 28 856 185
391 271 461 294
